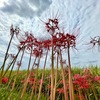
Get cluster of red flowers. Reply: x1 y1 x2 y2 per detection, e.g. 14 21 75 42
73 74 90 89
52 33 76 50
95 76 100 82
11 17 78 59
21 77 35 85
21 72 35 85
45 18 77 51
18 31 77 57
57 88 64 94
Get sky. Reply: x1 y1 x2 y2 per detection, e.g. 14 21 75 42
0 0 100 69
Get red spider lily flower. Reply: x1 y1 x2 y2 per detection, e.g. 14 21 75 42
95 76 100 82
65 33 76 48
32 48 43 57
73 74 90 89
17 61 21 67
10 25 20 36
10 25 15 35
28 78 35 85
89 36 100 49
42 39 51 50
57 88 64 94
2 77 9 84
21 78 35 85
9 54 16 59
19 33 35 50
51 31 77 51
45 18 59 33
20 41 26 46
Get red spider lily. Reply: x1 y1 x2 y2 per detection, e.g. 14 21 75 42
2 77 9 84
19 33 35 50
51 32 77 51
32 48 43 57
21 78 35 85
73 74 90 89
89 36 100 49
57 88 64 94
95 76 100 82
42 39 51 50
28 78 35 85
45 18 59 33
10 25 20 36
9 54 16 59
17 61 21 67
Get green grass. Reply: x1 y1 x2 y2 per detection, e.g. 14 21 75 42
0 66 100 100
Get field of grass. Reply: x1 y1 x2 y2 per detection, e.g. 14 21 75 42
0 66 100 100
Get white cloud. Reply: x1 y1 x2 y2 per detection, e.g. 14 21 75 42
0 0 100 69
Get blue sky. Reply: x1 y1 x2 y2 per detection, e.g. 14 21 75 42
0 0 100 69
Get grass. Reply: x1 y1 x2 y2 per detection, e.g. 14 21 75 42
0 66 100 100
